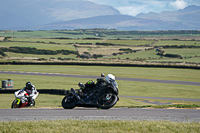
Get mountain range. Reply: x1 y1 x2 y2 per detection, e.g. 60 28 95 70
0 0 199 31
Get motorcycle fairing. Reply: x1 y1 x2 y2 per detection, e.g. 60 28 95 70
16 98 21 105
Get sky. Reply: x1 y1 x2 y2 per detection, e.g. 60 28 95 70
88 0 200 16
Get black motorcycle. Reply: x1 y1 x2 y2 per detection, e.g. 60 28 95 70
62 74 119 109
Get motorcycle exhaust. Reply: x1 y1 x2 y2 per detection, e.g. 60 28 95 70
70 88 85 104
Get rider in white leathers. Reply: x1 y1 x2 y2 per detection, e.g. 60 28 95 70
21 82 39 105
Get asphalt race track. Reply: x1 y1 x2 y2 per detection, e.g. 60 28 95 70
0 108 200 122
0 71 200 122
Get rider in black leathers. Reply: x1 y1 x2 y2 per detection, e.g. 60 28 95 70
78 74 114 96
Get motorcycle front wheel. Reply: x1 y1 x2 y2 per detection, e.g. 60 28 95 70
11 100 20 109
62 93 76 109
97 91 118 109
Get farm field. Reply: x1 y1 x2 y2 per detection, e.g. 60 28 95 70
0 38 200 65
0 30 200 65
1 30 200 39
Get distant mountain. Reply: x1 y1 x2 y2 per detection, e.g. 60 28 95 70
37 15 136 30
30 5 200 31
0 0 120 30
35 13 200 31
136 5 200 28
1 1 200 31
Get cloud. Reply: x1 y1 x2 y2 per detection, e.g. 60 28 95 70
170 0 187 9
116 6 148 16
115 0 169 16
87 0 200 16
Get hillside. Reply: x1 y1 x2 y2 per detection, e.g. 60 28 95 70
136 5 200 26
36 14 199 31
0 0 120 30
35 5 200 31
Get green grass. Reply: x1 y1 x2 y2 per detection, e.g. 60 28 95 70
152 104 200 109
103 39 155 46
1 38 200 64
118 80 200 99
0 30 99 39
154 40 200 46
0 65 199 82
2 74 200 99
163 48 200 57
1 30 200 39
0 74 85 90
4 52 77 59
1 94 200 109
1 94 155 109
0 94 64 109
149 57 200 63
10 38 102 44
0 119 200 133
104 49 159 60
0 41 76 51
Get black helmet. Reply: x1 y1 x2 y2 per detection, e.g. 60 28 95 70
26 82 32 90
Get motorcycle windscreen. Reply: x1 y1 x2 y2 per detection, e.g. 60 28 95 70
113 81 118 89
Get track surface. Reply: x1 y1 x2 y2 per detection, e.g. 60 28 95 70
1 71 200 86
0 108 199 122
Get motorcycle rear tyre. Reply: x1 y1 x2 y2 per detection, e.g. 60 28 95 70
97 91 118 109
62 94 76 109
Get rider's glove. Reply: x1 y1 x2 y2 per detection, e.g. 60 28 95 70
78 82 85 89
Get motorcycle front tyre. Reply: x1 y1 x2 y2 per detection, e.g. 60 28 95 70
62 94 76 109
11 100 20 109
97 91 118 109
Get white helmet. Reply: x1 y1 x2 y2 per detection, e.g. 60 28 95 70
105 74 115 83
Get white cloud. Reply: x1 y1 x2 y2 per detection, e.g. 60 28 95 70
88 0 199 16
116 6 148 16
170 0 187 9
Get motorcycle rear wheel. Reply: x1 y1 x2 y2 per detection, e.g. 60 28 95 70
11 100 20 109
97 91 118 109
62 93 76 109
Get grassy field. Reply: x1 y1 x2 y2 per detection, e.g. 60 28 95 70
1 74 199 99
10 38 103 44
0 65 199 82
154 40 200 46
103 39 155 46
1 119 200 133
1 94 156 109
1 30 200 39
0 41 76 51
1 37 200 64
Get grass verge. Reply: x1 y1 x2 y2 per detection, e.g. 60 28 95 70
0 120 200 133
0 65 200 82
1 94 199 109
120 104 200 109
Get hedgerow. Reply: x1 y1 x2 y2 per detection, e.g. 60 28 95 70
0 46 78 55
